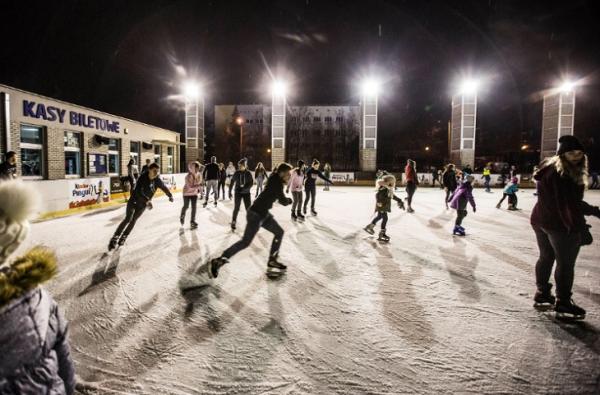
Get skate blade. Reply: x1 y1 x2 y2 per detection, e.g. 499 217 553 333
266 268 286 278
555 312 585 321
533 303 554 311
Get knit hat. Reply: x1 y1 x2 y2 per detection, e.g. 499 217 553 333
557 135 584 155
238 158 247 166
0 180 40 265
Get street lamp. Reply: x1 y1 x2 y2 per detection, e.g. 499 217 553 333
236 116 244 158
182 80 204 164
359 77 380 172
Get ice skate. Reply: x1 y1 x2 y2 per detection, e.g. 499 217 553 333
180 215 185 226
291 211 297 221
108 236 119 251
214 201 218 207
311 208 318 216
117 234 128 246
364 223 375 235
266 257 287 278
231 221 236 231
496 203 501 209
208 256 229 279
533 286 556 309
407 207 414 213
190 221 198 229
555 299 586 320
302 206 307 215
378 230 390 243
452 225 465 236
203 201 208 208
297 211 305 221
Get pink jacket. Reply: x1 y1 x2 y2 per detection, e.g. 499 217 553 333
288 170 304 192
183 163 202 196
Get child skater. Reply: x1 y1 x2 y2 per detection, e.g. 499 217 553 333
228 158 254 231
364 174 405 242
254 162 267 198
303 159 333 216
181 161 202 229
109 163 174 250
286 160 306 221
449 174 476 236
208 162 293 279
496 176 519 210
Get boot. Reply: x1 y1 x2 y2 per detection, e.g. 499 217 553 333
555 298 586 320
297 210 305 221
190 221 198 229
291 211 297 221
378 230 390 242
364 223 375 235
208 256 229 279
180 215 185 226
231 221 236 231
533 284 555 307
496 202 501 209
453 225 465 236
108 236 119 251
267 256 287 277
311 208 318 216
118 234 128 246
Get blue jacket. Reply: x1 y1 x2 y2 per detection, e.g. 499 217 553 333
503 183 519 195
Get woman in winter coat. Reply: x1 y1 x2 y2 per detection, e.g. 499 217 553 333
286 160 306 221
254 162 267 198
449 174 476 236
180 161 202 229
404 159 418 213
0 180 75 394
531 135 600 320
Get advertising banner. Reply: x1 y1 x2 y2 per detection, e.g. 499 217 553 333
68 178 110 208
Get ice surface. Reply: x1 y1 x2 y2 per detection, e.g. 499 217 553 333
20 186 600 394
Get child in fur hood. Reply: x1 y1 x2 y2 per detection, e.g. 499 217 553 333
0 180 75 394
364 174 405 242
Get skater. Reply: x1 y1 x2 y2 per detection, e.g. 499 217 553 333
108 163 174 250
287 160 306 221
254 162 267 198
208 162 294 279
125 158 137 200
449 174 476 236
181 161 202 229
364 174 405 242
198 163 205 200
442 164 458 209
533 165 540 196
0 180 75 395
591 170 599 189
225 161 236 195
482 163 492 192
217 162 227 200
462 163 473 178
303 159 333 216
141 158 151 174
496 176 519 210
0 151 17 181
404 159 418 213
323 162 332 191
530 135 600 320
203 156 220 207
431 167 440 188
229 158 254 230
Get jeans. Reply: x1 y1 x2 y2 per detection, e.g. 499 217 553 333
204 180 218 203
455 209 467 226
223 210 284 260
484 177 491 192
304 186 316 211
181 196 197 223
291 191 303 213
114 200 146 238
371 211 388 229
406 181 417 207
445 187 455 205
255 176 264 197
232 193 251 223
533 226 581 300
217 180 226 199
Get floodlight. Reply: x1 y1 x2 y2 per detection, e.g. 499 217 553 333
459 79 479 95
559 80 575 93
271 80 287 97
361 78 380 97
183 81 200 100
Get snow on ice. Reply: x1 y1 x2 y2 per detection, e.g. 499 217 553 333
19 187 600 394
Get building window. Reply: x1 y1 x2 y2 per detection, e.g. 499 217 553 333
108 138 120 175
303 116 311 122
336 116 344 123
154 145 161 167
313 116 321 122
20 125 44 178
167 146 174 174
64 131 81 177
324 116 332 123
130 141 140 165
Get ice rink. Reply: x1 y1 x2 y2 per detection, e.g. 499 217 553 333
22 186 600 394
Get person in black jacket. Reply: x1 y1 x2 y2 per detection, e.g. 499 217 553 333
303 159 333 216
229 158 254 230
109 163 174 250
442 164 458 209
208 162 293 279
0 151 17 181
202 156 220 208
217 162 227 200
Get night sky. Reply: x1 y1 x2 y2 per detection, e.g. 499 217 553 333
2 0 599 170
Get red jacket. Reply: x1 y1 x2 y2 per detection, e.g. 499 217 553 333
531 165 599 233
405 165 416 183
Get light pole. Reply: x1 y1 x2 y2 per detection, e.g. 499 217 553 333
359 78 380 172
540 80 576 160
182 81 204 163
271 80 287 168
236 116 244 158
450 78 479 169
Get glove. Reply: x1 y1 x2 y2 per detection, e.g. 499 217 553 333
146 201 153 210
581 224 593 246
169 196 174 202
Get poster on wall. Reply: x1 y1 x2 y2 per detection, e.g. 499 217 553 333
88 153 107 175
110 176 125 195
68 178 110 208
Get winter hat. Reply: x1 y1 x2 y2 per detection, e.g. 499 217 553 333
238 158 247 166
0 180 40 266
557 135 584 155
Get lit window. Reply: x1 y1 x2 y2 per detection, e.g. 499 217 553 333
64 131 81 177
167 146 174 174
108 138 120 175
20 125 44 178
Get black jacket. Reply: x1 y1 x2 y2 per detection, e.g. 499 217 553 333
131 172 172 204
218 169 227 182
203 162 220 180
0 162 16 181
304 168 332 189
442 170 458 190
250 173 292 217
229 170 254 195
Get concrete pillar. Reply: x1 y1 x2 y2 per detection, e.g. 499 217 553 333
360 94 377 171
271 93 286 168
450 92 477 169
541 90 575 160
185 98 204 163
